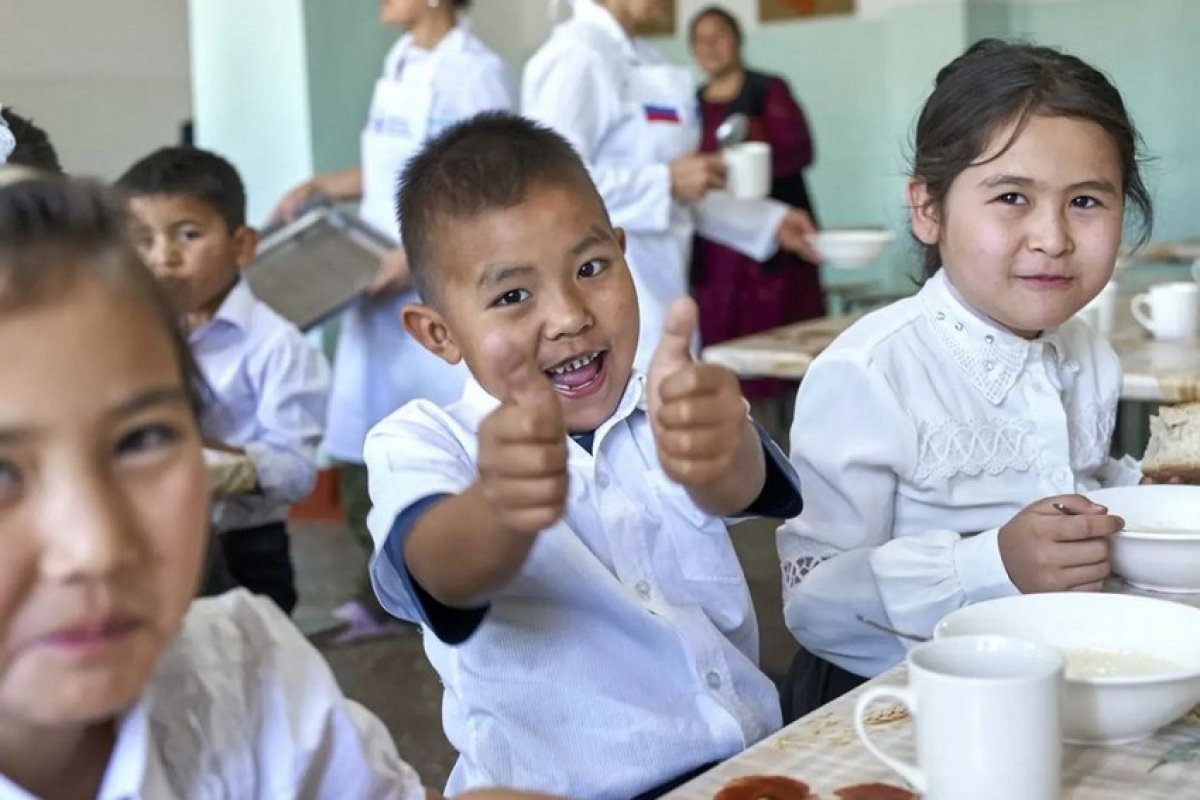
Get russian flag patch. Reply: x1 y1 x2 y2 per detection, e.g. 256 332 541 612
643 104 681 123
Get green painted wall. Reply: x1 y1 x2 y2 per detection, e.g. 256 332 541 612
659 0 1199 294
658 1 969 293
302 0 397 174
1003 0 1200 245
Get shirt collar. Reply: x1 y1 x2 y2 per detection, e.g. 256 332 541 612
94 702 151 800
918 269 1071 405
190 278 253 342
459 369 648 445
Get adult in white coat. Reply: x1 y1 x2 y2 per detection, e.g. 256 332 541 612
272 0 514 634
523 0 820 369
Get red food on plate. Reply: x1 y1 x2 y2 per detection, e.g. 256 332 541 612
715 775 812 800
833 782 916 800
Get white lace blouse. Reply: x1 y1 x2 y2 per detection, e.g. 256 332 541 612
777 269 1141 678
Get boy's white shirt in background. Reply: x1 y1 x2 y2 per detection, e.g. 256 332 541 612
191 279 330 533
778 269 1142 679
364 373 788 798
0 590 425 800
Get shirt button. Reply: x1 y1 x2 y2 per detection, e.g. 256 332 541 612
635 580 651 599
954 322 964 332
596 471 610 489
706 670 722 690
985 334 995 345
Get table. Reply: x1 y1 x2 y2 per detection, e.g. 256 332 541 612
701 268 1200 403
666 581 1200 800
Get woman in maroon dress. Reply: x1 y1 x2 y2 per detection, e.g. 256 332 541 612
689 6 825 402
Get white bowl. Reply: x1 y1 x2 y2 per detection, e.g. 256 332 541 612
1088 485 1200 593
806 228 894 267
935 593 1200 745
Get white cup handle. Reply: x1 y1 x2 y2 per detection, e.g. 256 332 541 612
1130 293 1154 333
854 685 926 793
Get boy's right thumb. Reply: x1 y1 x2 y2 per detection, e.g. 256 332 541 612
483 331 552 408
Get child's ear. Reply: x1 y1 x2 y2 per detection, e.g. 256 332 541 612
615 226 627 254
232 225 259 269
907 179 941 247
402 302 462 365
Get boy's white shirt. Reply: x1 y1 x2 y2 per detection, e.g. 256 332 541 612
0 591 424 800
365 371 789 798
190 279 330 533
778 268 1142 679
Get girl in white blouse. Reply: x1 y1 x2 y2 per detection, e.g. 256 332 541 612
777 39 1154 718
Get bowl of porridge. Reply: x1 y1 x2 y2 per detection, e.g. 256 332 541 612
935 592 1200 745
1087 485 1200 593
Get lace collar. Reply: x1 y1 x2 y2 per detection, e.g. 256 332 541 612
917 269 1074 405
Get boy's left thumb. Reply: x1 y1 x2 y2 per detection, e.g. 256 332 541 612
649 297 697 379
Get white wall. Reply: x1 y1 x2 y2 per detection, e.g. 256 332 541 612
0 0 191 179
189 0 314 225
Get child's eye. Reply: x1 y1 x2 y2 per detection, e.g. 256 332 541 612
116 424 181 458
491 288 531 308
0 460 22 505
578 259 609 279
179 228 203 243
1071 195 1101 209
995 192 1027 205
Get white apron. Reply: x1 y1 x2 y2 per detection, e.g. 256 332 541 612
323 44 469 463
622 63 702 369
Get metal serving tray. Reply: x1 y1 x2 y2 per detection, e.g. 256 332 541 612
245 202 392 331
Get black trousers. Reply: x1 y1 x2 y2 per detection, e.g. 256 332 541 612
780 646 869 723
217 521 298 615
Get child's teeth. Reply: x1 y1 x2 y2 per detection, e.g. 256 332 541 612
548 352 597 375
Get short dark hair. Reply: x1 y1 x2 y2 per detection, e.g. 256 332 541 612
116 146 247 232
0 174 204 417
398 111 606 303
689 5 744 46
911 38 1153 276
2 108 63 174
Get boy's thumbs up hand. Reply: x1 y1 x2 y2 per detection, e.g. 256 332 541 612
648 298 747 488
477 333 568 539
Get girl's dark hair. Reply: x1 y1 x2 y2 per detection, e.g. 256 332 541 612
688 5 744 46
912 38 1153 276
1 108 63 174
0 175 203 417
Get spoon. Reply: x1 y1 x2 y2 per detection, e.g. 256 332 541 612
715 112 749 148
856 613 930 643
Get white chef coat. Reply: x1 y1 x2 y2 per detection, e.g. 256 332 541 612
324 23 515 463
522 0 789 370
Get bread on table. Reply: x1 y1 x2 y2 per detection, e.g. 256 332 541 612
1142 402 1200 484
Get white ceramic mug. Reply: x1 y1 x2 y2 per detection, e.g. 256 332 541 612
723 141 771 200
854 635 1064 800
1131 281 1200 340
1077 281 1118 336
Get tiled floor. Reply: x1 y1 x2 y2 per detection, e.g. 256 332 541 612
291 514 798 790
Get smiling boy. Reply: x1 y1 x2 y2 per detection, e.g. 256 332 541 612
365 113 802 799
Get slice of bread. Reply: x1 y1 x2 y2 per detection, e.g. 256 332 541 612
1142 402 1200 483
